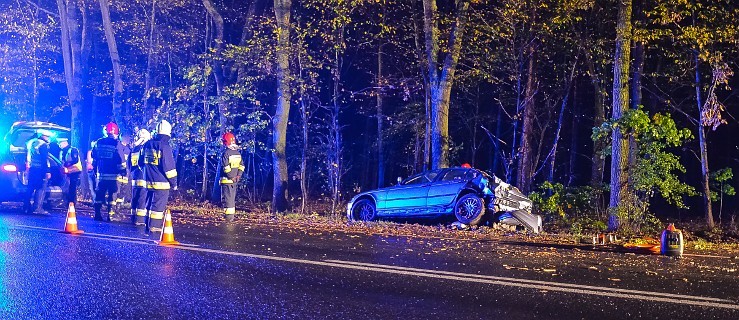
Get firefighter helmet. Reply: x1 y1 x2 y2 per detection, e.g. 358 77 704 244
104 122 120 136
134 128 151 147
222 132 236 146
157 120 172 136
461 163 472 168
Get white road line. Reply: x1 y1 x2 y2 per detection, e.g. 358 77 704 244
324 259 733 303
10 223 739 310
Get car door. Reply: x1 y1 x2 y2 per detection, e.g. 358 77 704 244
383 171 438 215
426 168 472 213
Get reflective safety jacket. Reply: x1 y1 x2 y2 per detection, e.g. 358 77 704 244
60 146 82 174
219 147 244 185
139 134 177 190
26 138 50 171
117 144 131 184
91 136 127 181
128 144 146 188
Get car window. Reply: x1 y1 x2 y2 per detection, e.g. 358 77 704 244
425 170 441 182
441 169 469 182
402 174 429 185
9 129 70 148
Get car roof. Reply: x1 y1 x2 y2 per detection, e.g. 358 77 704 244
8 121 70 133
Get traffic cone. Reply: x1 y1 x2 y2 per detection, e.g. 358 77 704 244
158 210 179 246
62 202 84 234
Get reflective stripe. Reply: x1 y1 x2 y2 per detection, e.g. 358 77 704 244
66 217 77 224
135 209 147 217
117 176 129 183
133 180 147 188
165 169 177 179
225 207 235 215
237 165 245 171
220 178 234 184
148 211 164 220
163 226 174 234
97 173 119 181
146 181 171 190
117 163 126 170
115 198 124 203
223 166 232 173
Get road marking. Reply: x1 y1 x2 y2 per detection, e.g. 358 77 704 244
11 223 739 310
323 259 733 303
13 225 200 247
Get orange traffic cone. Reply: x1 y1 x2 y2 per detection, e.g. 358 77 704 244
158 210 179 246
62 202 84 234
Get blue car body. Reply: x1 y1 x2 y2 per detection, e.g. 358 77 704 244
348 168 542 232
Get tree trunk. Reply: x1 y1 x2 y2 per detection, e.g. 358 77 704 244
582 45 606 187
608 0 633 231
272 0 292 213
203 0 229 203
694 54 714 228
548 61 577 183
517 42 536 194
424 0 469 170
98 0 124 129
56 0 84 148
376 42 385 188
567 82 579 187
144 0 157 119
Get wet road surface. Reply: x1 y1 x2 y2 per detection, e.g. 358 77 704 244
0 209 737 319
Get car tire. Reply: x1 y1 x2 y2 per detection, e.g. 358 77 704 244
351 199 377 222
454 194 484 226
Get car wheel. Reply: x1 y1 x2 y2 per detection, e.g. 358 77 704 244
454 194 484 226
351 199 376 222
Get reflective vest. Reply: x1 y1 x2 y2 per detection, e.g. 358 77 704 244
61 146 82 174
220 147 244 185
140 135 177 190
92 137 126 181
129 144 146 188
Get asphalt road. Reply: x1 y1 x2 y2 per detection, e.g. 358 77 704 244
0 209 737 319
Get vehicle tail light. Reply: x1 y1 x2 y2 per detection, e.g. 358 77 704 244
2 164 18 172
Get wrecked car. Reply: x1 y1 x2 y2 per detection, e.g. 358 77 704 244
347 167 543 233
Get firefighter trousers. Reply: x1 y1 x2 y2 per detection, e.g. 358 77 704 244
145 189 169 230
25 168 48 213
94 180 119 220
221 183 236 221
67 173 80 205
131 186 147 225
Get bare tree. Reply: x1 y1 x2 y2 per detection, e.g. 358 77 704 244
272 0 292 212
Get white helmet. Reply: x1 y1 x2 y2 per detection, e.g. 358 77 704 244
156 120 172 136
133 128 151 147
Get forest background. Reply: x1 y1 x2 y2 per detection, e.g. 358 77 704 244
1 0 737 235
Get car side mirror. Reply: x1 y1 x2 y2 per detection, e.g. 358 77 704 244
397 177 402 185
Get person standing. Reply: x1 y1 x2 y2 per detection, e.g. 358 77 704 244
24 129 53 214
115 135 132 209
129 128 151 225
58 138 82 205
140 120 177 232
91 122 127 221
219 132 244 222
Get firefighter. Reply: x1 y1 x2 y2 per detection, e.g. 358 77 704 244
219 132 244 222
86 140 97 197
91 122 127 221
24 129 53 214
115 134 132 209
129 128 151 226
140 120 177 232
58 138 82 205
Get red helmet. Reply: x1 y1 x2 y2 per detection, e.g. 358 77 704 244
461 163 472 168
105 122 120 136
222 132 236 146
